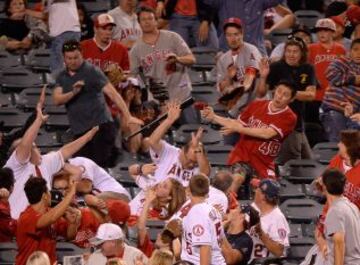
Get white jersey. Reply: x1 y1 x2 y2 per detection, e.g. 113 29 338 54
69 157 130 199
249 205 290 261
108 6 142 43
129 190 146 216
150 141 199 187
181 202 226 265
171 186 228 220
5 151 64 219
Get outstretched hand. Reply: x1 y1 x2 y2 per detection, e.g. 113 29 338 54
36 85 49 123
166 101 182 123
191 127 204 147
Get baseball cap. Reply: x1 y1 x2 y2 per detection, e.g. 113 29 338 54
291 24 311 36
254 179 281 199
223 17 243 30
90 223 125 246
314 18 336 32
106 199 131 225
330 16 345 28
94 14 116 28
119 77 141 89
346 5 360 26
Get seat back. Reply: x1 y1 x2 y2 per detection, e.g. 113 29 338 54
0 242 18 264
280 198 322 223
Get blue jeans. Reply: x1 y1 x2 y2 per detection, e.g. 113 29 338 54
169 14 219 49
50 31 81 74
320 109 360 142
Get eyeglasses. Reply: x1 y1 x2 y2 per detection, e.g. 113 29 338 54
63 43 80 52
287 35 305 49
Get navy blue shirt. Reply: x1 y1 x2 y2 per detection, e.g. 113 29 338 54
226 231 253 265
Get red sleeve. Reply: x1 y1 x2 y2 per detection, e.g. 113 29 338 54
307 45 315 64
238 100 261 125
328 154 343 170
138 232 154 258
120 45 130 71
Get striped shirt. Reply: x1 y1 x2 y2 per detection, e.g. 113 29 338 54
322 57 360 113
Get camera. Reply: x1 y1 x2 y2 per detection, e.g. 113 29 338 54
50 189 64 207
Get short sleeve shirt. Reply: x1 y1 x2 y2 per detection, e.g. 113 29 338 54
56 61 112 135
5 151 64 219
324 197 360 265
226 231 253 265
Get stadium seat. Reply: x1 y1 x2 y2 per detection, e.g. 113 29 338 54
173 124 222 146
0 107 31 131
288 237 315 261
191 85 220 104
45 114 70 131
146 220 166 241
24 48 51 72
15 87 53 111
35 129 62 154
282 159 326 184
0 242 17 264
0 92 12 107
0 51 22 69
191 47 217 70
250 257 285 265
280 198 322 224
188 69 207 85
278 179 306 203
289 223 303 239
312 142 338 165
268 29 292 46
205 145 232 167
56 242 86 264
79 0 111 15
0 66 45 93
294 10 324 28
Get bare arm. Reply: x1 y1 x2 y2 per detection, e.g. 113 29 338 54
36 178 77 229
59 126 99 160
137 190 156 246
103 82 131 120
196 144 211 177
52 84 81 106
148 102 181 154
177 54 196 66
266 5 295 34
333 232 345 265
255 58 270 97
295 86 316 101
199 245 211 265
259 231 285 257
221 236 243 264
16 87 48 163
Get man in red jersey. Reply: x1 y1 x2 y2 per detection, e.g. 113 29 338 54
307 18 346 124
202 80 297 187
81 13 129 72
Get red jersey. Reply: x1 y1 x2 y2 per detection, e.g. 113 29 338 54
308 42 346 101
228 100 297 179
55 208 100 249
0 201 16 242
16 207 60 265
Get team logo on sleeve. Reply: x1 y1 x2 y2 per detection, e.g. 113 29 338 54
278 228 287 240
193 225 204 236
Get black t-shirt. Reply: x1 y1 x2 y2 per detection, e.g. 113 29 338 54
0 19 30 41
267 60 316 131
226 231 253 265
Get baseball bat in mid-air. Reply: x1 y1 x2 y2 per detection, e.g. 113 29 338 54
123 97 194 142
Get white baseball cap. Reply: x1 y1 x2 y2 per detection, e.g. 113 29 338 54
119 77 140 89
315 18 336 32
94 14 116 28
90 223 124 246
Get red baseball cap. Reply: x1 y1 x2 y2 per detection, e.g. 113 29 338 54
106 199 130 225
94 14 116 28
330 16 345 28
223 17 243 30
346 5 360 26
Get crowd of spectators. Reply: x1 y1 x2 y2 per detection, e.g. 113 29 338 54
0 0 360 265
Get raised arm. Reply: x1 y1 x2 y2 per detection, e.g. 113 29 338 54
255 58 270 98
137 189 157 247
191 128 211 177
36 177 77 229
59 126 99 160
148 102 181 154
16 87 48 163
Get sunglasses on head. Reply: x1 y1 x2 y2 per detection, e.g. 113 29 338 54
287 35 305 49
63 43 80 52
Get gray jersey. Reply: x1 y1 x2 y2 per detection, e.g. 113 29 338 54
325 196 360 265
216 42 261 90
130 30 192 101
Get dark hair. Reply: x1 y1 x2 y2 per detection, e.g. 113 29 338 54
340 130 360 166
0 167 15 191
24 177 48 204
137 6 156 22
3 0 27 17
189 174 209 197
351 38 360 49
62 39 81 54
275 79 297 98
212 171 233 193
283 37 308 65
322 169 346 196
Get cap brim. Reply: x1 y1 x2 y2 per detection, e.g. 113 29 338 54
223 23 242 31
313 27 335 32
98 23 116 28
89 237 105 246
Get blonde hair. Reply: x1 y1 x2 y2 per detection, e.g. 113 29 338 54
149 249 174 265
166 179 186 219
26 251 50 265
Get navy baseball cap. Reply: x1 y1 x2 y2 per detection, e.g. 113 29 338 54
258 179 280 199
